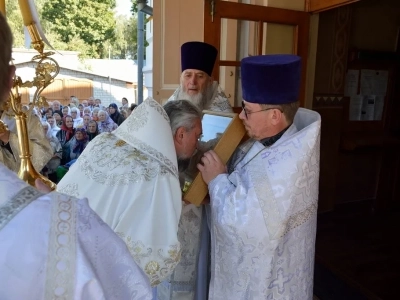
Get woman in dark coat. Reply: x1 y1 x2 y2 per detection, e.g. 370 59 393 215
108 103 125 126
87 120 99 141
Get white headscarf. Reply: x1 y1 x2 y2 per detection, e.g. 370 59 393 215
70 107 83 128
62 106 71 116
41 120 53 140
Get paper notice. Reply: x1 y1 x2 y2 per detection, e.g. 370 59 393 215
360 70 375 95
344 70 359 97
373 70 388 96
360 69 389 96
374 95 385 120
349 95 363 120
361 95 375 121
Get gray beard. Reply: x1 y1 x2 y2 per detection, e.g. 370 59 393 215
177 157 191 172
177 83 214 111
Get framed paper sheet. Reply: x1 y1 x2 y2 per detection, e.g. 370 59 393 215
183 110 246 206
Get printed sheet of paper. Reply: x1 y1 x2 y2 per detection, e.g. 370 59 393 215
374 96 385 120
373 70 388 96
349 95 363 120
360 69 388 96
360 70 375 95
361 95 376 121
344 70 359 97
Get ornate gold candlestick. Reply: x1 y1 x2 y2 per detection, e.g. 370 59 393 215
7 22 59 190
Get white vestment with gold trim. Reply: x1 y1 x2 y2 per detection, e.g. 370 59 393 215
57 98 182 287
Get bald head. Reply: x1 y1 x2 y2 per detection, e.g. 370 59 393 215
0 13 14 104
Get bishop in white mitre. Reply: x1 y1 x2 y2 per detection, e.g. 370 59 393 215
57 98 186 287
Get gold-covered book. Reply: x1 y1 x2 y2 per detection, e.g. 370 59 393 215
183 110 246 206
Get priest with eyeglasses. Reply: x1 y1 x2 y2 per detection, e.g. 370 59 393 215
198 54 321 299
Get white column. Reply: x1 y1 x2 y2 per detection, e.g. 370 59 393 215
143 0 153 98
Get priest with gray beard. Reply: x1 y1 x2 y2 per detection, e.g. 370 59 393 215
155 42 232 300
168 42 232 113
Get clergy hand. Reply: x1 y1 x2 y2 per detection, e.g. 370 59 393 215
0 120 10 144
35 178 52 193
197 150 227 184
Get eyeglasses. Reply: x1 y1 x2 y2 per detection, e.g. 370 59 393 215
241 101 282 119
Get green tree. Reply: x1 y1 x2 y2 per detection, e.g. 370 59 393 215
130 0 138 14
6 0 24 47
42 0 116 57
7 0 138 60
104 16 138 59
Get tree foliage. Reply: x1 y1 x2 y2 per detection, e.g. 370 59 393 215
130 0 138 14
5 0 25 47
42 0 116 57
6 0 139 60
103 16 138 59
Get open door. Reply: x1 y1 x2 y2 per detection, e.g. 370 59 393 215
204 0 310 107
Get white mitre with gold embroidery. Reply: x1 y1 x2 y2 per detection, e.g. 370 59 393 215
57 97 182 286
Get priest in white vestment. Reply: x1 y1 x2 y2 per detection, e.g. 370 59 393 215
198 55 321 299
0 13 151 300
1 109 52 173
57 98 203 287
157 42 232 300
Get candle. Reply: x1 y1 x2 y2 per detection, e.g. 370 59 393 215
18 0 34 26
0 0 5 17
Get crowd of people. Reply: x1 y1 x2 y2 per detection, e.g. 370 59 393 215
1 10 322 299
35 96 137 182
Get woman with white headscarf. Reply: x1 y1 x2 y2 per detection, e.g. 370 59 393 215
70 107 84 128
61 105 71 117
47 115 60 137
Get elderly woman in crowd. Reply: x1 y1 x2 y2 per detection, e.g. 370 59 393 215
108 103 125 125
87 120 99 141
92 107 100 121
53 110 63 126
82 113 91 130
97 110 118 133
62 105 71 117
56 115 75 164
70 107 84 128
67 127 89 162
41 120 62 182
83 107 91 116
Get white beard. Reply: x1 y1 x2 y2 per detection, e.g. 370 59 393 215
177 82 214 111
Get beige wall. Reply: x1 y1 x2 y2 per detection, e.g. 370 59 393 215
153 0 204 102
153 0 317 108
